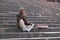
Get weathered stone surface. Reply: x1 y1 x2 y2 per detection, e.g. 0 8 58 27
0 0 60 39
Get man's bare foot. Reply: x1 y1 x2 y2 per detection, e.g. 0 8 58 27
35 24 48 28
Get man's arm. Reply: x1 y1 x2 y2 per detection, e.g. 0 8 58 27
23 15 32 25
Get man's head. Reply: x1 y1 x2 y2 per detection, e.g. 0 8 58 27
19 7 25 14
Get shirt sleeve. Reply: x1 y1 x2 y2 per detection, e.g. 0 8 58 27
22 15 31 25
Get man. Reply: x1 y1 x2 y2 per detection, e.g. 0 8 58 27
16 7 34 32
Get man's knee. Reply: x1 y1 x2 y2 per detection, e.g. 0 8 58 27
20 19 24 23
31 23 34 26
20 19 25 24
19 19 26 27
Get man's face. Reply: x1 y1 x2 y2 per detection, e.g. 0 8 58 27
20 9 25 14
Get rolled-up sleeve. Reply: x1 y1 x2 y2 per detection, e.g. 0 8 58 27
22 15 31 25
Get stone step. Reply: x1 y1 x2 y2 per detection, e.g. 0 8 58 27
0 16 54 18
0 17 59 20
0 32 60 39
0 18 59 20
0 37 60 40
0 20 60 23
0 4 19 12
7 18 60 21
0 21 59 26
0 25 16 27
0 13 53 16
0 23 60 25
0 16 59 20
0 26 60 29
0 13 51 16
0 24 60 29
0 6 42 13
0 29 18 32
0 11 58 16
0 24 60 27
0 28 18 32
0 25 60 29
1 27 60 32
0 18 54 20
0 16 53 18
0 12 18 14
0 18 59 22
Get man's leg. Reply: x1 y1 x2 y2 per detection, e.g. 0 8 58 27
26 23 34 32
19 19 27 31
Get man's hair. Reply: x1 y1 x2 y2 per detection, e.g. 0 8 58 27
19 7 24 11
19 7 25 14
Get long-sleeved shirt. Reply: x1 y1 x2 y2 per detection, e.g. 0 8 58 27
16 13 31 27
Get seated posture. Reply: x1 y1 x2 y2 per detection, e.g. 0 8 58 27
16 7 34 32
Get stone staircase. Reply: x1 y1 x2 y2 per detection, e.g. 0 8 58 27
0 0 60 40
0 12 60 40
